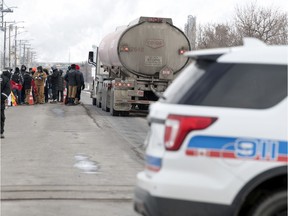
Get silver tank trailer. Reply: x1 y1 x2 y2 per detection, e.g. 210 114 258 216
99 17 190 78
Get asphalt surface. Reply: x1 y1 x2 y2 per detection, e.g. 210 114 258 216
0 92 149 216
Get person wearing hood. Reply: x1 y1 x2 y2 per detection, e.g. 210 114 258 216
31 67 38 103
43 68 50 103
23 70 33 105
20 65 27 104
57 70 65 102
33 66 47 104
50 65 60 103
11 67 23 105
1 70 11 138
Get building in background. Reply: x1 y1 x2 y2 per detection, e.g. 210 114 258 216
184 15 196 50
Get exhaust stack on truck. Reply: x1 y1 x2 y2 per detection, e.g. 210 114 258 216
88 16 190 116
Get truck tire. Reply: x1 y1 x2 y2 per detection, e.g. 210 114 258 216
111 108 119 116
92 98 97 106
249 190 287 216
121 111 129 116
96 99 101 108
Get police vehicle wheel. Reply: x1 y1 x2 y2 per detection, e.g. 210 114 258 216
92 98 96 106
250 190 287 216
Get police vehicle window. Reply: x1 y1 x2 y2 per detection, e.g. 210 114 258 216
162 60 210 103
180 64 287 109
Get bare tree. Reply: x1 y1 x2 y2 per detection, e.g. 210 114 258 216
196 23 241 49
234 2 288 45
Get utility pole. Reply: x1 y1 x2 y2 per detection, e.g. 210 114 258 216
1 0 15 69
26 47 30 67
3 21 6 67
14 25 17 67
22 44 30 66
23 43 26 65
1 0 14 28
14 26 24 68
18 40 29 65
8 23 12 68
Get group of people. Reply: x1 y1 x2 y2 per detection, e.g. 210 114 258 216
9 64 85 106
0 63 85 139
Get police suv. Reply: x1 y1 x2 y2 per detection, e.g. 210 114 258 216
134 38 287 216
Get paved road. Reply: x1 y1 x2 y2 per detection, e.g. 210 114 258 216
1 93 149 216
80 91 149 162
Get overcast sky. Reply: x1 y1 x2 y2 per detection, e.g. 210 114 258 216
3 0 288 63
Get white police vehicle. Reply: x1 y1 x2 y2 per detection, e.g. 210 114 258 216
134 38 287 216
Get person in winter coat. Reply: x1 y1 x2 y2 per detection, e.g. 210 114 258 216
43 68 50 103
57 70 65 102
75 65 85 105
50 66 60 103
1 70 11 138
23 71 33 104
11 67 23 105
20 65 27 104
64 66 71 104
31 68 38 102
64 64 78 105
33 66 47 104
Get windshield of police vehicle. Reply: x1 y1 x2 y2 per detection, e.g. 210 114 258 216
163 61 287 109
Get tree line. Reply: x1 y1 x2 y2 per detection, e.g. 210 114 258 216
196 2 288 49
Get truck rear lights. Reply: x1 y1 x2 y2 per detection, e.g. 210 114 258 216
114 82 134 88
178 49 187 55
146 17 163 23
164 115 217 151
120 46 129 52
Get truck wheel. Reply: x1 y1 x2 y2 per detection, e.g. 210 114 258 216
96 100 101 108
92 98 97 106
138 104 149 110
111 109 119 116
249 190 287 216
121 111 129 116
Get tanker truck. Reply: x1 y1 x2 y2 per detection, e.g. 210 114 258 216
88 16 190 116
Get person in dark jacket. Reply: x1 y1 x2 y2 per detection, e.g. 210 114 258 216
64 66 71 104
11 67 23 105
1 70 11 138
50 65 60 103
75 65 85 105
23 70 33 104
57 70 65 102
64 64 78 105
43 68 50 103
31 68 38 102
20 65 27 104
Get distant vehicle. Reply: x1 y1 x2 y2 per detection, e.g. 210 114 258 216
88 16 190 116
134 38 288 216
